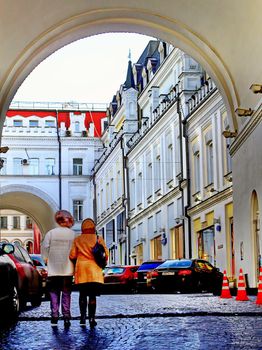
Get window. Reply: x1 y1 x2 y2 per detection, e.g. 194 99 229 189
206 141 214 185
151 235 162 260
73 158 83 175
166 133 174 182
29 158 39 175
117 169 122 199
45 158 55 175
26 216 32 229
130 168 135 210
154 147 161 192
13 120 23 127
106 182 110 209
0 157 6 174
74 121 80 132
146 152 152 198
137 171 142 205
29 120 39 127
13 216 20 229
13 158 23 175
13 245 25 262
0 216 8 229
194 150 200 192
45 120 55 128
73 200 83 221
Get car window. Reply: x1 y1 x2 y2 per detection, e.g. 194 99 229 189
196 260 214 271
17 245 32 264
138 262 163 270
30 255 46 266
104 267 125 274
157 260 192 268
130 267 138 273
13 245 26 262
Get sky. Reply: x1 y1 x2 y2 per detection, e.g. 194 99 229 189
13 33 154 105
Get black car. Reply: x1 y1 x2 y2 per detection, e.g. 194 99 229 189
149 259 223 295
134 260 164 292
0 243 20 318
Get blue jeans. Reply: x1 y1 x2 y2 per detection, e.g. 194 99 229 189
48 276 73 319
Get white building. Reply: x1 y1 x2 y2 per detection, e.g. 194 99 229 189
0 103 107 242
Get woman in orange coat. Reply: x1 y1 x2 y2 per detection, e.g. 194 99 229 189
69 218 108 328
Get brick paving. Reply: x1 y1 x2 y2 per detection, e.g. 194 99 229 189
0 292 262 350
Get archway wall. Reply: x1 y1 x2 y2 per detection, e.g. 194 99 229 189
1 1 262 136
233 120 262 287
0 184 58 237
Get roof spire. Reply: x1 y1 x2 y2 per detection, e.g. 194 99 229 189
124 51 135 90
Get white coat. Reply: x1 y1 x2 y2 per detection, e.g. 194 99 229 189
41 227 76 277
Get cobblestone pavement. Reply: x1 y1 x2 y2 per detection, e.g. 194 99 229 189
0 292 262 350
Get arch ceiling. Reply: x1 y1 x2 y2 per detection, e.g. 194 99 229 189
0 185 58 236
0 1 262 135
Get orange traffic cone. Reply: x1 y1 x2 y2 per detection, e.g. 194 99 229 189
220 270 232 298
256 267 262 305
236 268 249 301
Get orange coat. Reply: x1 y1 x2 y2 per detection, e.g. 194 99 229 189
69 234 108 284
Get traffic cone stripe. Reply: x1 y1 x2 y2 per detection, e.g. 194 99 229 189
256 267 262 305
236 268 249 301
220 270 232 299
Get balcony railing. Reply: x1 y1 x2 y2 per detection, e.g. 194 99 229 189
10 100 108 111
186 78 217 115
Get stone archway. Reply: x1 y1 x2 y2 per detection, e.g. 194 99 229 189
0 7 241 134
0 184 58 236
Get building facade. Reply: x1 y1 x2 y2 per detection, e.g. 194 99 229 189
0 102 107 246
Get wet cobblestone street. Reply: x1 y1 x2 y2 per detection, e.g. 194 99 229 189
1 292 262 350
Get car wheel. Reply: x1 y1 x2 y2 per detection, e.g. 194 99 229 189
9 285 20 317
31 294 42 307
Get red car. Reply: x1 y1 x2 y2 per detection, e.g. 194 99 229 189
103 265 139 293
6 243 43 309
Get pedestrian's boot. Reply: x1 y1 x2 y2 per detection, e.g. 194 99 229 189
80 314 86 326
88 302 97 329
51 317 58 327
64 318 71 328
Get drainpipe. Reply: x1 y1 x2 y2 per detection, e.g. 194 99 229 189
182 116 192 258
92 171 97 222
55 110 62 210
121 136 130 265
177 90 186 257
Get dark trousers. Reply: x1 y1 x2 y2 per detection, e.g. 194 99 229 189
48 276 73 319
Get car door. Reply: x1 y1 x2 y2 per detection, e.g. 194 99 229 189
0 253 15 303
197 260 216 290
17 246 41 294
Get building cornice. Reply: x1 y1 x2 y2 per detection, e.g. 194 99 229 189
187 187 233 216
230 103 262 156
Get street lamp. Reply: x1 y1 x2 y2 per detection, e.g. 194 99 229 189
0 146 9 153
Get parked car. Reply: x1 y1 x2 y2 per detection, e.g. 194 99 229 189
104 265 139 293
0 243 20 318
148 259 223 295
4 243 43 308
134 260 164 292
30 254 48 293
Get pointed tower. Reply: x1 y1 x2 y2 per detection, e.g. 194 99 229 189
122 50 139 144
